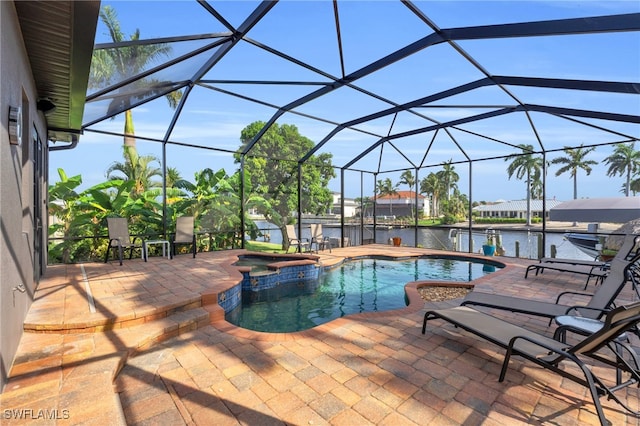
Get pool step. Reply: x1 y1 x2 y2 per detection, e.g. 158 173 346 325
127 307 212 354
23 295 210 334
10 307 213 399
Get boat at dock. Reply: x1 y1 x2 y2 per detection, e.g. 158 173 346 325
563 233 601 258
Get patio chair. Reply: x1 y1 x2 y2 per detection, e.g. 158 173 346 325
525 234 640 289
286 224 310 253
422 301 640 425
311 223 331 253
536 234 639 269
172 216 196 258
459 252 640 323
525 262 609 288
104 217 146 266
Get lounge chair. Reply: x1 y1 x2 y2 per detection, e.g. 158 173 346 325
311 223 331 253
286 224 310 253
172 216 196 258
525 235 640 289
536 233 639 267
460 252 640 322
525 262 608 288
553 312 640 387
422 301 640 425
104 217 146 265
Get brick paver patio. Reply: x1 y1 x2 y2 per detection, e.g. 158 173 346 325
1 245 639 425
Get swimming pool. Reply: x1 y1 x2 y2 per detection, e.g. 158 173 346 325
225 256 502 332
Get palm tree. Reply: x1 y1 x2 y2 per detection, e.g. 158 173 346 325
446 188 468 219
355 196 373 218
629 177 640 196
604 142 640 196
420 172 442 218
106 147 162 197
437 160 459 201
164 166 192 205
550 145 598 200
505 144 544 226
399 170 415 192
165 167 183 188
399 170 416 219
530 168 544 200
376 178 398 217
89 5 182 151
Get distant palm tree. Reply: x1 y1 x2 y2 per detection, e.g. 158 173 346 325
604 142 640 196
420 172 442 218
355 196 373 218
106 147 162 197
447 188 467 218
550 145 598 200
437 160 459 201
530 168 544 200
399 170 416 219
376 178 398 217
629 177 640 196
166 167 193 190
90 5 182 151
399 170 416 192
164 167 191 205
505 144 544 226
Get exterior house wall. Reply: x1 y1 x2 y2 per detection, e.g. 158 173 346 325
375 192 427 218
1 1 49 390
474 200 560 220
330 193 358 217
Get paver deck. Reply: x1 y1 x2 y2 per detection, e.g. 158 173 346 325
1 245 639 425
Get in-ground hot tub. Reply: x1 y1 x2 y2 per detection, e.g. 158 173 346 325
216 252 321 314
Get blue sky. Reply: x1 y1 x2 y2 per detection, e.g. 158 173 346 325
49 0 640 203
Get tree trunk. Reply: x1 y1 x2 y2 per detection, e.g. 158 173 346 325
124 110 136 149
526 173 532 226
281 225 290 252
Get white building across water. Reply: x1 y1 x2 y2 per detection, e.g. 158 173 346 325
473 199 564 220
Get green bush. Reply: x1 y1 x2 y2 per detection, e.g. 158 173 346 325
442 214 460 225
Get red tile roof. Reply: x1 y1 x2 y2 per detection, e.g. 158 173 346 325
374 190 425 200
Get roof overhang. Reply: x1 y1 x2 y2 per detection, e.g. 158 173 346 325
550 197 640 223
14 0 100 144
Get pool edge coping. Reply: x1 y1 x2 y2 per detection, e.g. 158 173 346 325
208 250 520 341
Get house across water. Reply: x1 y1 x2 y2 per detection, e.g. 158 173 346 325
473 199 564 220
373 191 428 218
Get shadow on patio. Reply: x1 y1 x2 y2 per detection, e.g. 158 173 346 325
1 246 639 425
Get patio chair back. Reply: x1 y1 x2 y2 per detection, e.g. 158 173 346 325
286 224 310 252
311 223 331 252
571 300 640 356
175 216 194 244
172 216 196 258
285 224 298 242
105 217 145 265
583 252 640 318
107 217 131 243
310 223 322 241
617 234 640 261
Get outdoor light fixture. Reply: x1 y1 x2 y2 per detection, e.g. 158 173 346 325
37 98 56 114
8 105 21 145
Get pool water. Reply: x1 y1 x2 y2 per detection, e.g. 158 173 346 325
225 257 501 333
